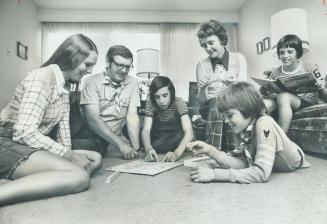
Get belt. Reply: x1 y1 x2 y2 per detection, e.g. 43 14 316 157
0 121 14 138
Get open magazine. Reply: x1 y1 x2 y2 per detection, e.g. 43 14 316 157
251 72 320 95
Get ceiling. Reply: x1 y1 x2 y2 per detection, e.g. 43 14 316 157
32 0 247 12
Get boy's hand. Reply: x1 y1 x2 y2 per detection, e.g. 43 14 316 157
190 166 215 183
145 149 159 162
186 141 214 156
315 78 326 90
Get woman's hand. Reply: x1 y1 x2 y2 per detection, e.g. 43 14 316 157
71 152 94 174
186 141 214 156
190 166 215 183
198 76 208 87
145 149 159 162
62 149 74 160
162 151 180 162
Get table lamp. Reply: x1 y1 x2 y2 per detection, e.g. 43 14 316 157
136 48 159 107
271 8 309 57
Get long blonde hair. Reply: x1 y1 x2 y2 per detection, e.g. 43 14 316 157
42 34 98 70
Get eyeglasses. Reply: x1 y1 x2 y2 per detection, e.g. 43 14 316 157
111 60 134 71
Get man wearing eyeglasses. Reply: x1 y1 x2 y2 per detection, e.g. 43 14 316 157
80 45 140 159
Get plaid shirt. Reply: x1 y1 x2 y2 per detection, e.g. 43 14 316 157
0 64 71 156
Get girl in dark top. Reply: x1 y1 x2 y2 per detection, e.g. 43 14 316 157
142 76 193 162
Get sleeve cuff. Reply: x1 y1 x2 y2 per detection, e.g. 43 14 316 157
213 169 232 182
48 143 68 157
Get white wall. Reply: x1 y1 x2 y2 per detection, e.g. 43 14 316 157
238 0 327 81
0 0 41 109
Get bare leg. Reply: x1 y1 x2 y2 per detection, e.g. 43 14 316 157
0 151 90 206
276 92 301 132
263 98 277 114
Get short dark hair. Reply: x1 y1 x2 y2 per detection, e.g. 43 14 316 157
216 82 265 118
42 34 98 70
197 20 228 46
149 76 176 106
106 45 133 63
277 34 303 59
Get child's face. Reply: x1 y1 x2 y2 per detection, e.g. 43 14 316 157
279 47 298 67
199 35 225 59
223 109 253 134
154 86 171 109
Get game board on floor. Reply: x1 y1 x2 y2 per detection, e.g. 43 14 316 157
105 159 182 176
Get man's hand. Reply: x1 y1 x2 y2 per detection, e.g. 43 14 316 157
145 149 159 162
71 152 94 174
190 166 215 183
186 141 214 157
120 143 138 160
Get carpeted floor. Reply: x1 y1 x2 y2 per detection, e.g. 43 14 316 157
0 150 327 224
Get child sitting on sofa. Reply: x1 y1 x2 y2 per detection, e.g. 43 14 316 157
260 34 327 132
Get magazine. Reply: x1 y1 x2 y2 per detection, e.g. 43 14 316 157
251 72 319 95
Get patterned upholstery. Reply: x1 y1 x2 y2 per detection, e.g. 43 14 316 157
289 104 327 155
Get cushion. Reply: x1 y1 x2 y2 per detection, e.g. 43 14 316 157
293 103 327 119
289 117 327 155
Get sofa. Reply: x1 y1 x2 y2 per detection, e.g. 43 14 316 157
288 103 327 155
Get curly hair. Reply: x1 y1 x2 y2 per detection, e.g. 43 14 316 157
197 20 228 46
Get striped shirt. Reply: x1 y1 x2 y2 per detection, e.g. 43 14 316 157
198 52 246 99
145 97 188 121
0 64 70 156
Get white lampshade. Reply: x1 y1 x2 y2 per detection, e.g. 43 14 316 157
271 8 309 57
136 48 159 78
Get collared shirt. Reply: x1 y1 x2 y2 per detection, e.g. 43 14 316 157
198 52 246 99
0 64 71 156
80 72 140 135
210 48 229 72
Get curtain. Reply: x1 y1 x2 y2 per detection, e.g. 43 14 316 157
42 22 238 100
159 23 238 100
42 22 160 76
